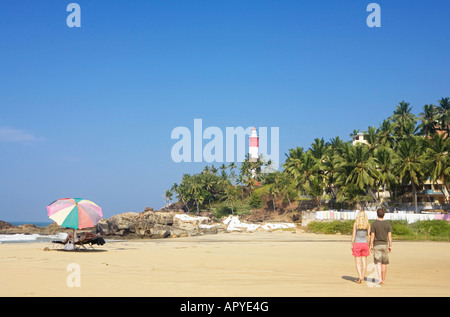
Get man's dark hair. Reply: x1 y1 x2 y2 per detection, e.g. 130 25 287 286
377 208 385 218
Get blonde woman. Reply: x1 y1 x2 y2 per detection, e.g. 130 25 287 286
351 210 371 284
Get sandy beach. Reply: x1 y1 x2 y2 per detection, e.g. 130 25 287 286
0 231 449 297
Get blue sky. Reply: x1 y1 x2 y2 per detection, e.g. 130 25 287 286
0 0 449 222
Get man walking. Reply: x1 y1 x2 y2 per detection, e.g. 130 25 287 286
369 208 392 285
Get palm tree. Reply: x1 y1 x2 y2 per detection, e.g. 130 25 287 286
279 171 294 212
363 126 378 152
350 129 360 139
164 189 174 204
336 144 378 189
268 180 280 211
219 163 228 179
189 178 204 213
421 134 450 194
336 183 373 210
335 143 380 207
285 146 304 161
308 176 327 210
394 136 424 212
374 146 397 202
294 152 319 196
402 119 420 138
283 147 304 195
328 136 345 156
175 175 193 212
310 138 326 161
201 171 218 207
436 97 450 137
390 101 417 140
210 165 218 175
376 119 394 148
227 162 237 184
419 104 438 137
221 184 239 214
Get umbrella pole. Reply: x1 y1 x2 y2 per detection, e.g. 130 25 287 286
73 229 78 250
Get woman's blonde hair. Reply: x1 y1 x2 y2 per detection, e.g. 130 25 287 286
355 211 369 230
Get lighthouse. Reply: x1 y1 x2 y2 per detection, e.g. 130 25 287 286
249 127 259 162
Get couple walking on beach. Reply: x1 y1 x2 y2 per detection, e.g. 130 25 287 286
351 208 392 285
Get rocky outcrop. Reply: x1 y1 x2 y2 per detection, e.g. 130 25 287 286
0 209 297 238
0 211 223 238
0 221 72 235
0 221 14 230
97 211 226 239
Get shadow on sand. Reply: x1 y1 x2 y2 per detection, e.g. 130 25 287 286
43 247 107 253
341 275 361 283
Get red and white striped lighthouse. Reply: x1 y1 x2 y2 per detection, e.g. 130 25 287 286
249 127 259 162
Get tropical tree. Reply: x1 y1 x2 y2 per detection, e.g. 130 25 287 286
307 177 327 210
350 129 360 139
285 151 319 197
278 171 295 212
164 189 174 204
436 97 450 137
239 154 266 189
394 136 425 212
320 139 342 202
374 146 397 202
336 183 373 210
328 136 345 156
310 138 327 161
390 101 417 141
376 119 394 148
221 184 239 214
419 104 438 137
228 162 237 184
335 143 380 206
267 178 280 211
363 126 378 152
421 134 450 193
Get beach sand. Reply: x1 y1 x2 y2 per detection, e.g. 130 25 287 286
0 231 449 297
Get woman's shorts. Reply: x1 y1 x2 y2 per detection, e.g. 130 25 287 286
352 243 370 257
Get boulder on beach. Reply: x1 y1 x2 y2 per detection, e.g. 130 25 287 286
0 221 14 230
97 210 225 238
223 215 297 232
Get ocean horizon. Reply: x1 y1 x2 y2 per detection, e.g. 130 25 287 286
8 221 52 228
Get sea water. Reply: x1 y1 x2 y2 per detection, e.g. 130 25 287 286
0 221 67 244
0 232 68 244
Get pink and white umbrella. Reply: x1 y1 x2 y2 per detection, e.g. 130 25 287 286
47 198 103 230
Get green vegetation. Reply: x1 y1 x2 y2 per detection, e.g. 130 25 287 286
166 98 449 216
306 221 354 235
166 97 450 219
306 220 450 241
165 98 450 241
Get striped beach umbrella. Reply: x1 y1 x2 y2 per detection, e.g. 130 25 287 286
47 198 103 230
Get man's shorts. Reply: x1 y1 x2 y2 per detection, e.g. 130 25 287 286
373 245 390 264
352 243 370 257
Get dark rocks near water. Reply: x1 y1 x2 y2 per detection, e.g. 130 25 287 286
0 221 69 235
